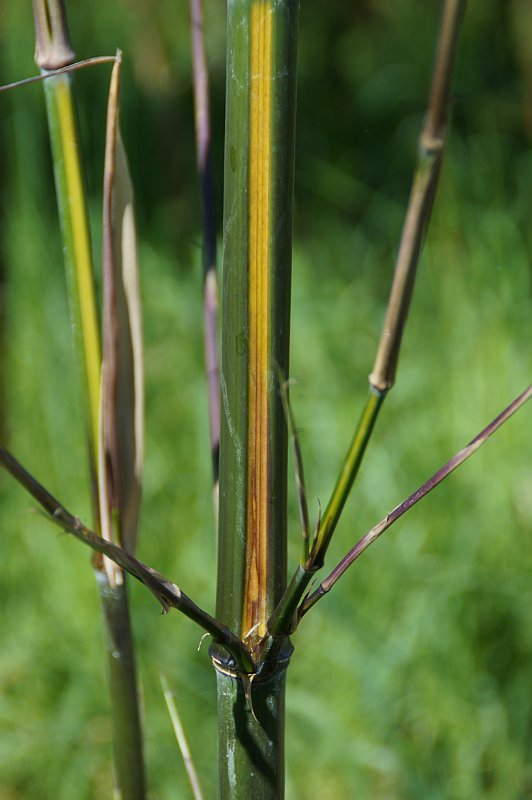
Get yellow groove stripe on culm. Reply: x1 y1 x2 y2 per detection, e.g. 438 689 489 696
244 0 272 639
55 78 101 455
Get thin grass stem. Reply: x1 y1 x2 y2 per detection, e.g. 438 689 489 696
160 674 205 800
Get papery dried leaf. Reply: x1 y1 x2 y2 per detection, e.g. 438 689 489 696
99 53 144 579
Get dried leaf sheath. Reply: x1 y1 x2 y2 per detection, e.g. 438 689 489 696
100 54 144 577
244 0 273 639
217 0 297 641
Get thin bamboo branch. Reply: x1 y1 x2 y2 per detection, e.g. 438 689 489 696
310 388 384 566
0 56 118 94
369 0 466 392
267 388 383 636
160 674 205 800
189 0 220 488
300 385 532 616
280 380 310 562
0 447 255 674
268 0 466 638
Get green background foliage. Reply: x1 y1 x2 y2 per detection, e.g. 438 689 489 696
0 1 530 797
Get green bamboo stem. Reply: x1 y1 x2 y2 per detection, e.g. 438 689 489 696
97 575 146 800
216 0 299 796
32 3 147 796
40 70 101 476
214 662 289 800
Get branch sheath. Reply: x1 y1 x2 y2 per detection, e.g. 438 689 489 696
0 448 254 674
300 385 531 616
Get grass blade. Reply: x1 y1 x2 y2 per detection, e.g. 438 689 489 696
160 674 205 800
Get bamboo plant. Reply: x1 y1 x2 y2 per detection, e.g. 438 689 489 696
0 0 530 798
29 2 146 797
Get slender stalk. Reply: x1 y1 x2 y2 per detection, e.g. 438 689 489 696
268 0 466 637
300 385 532 616
216 0 299 796
35 47 101 480
281 382 311 564
32 4 147 796
161 674 205 800
369 0 466 392
189 0 221 489
0 56 118 94
310 388 384 566
0 446 254 673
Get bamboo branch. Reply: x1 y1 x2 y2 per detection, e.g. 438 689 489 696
280 380 310 562
0 448 254 674
189 0 220 488
369 0 466 392
0 56 118 94
268 0 467 638
299 385 532 617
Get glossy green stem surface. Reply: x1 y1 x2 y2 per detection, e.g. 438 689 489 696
98 574 147 800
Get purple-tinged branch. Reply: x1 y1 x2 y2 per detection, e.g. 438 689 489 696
300 385 532 616
190 0 220 485
0 447 254 673
369 0 466 392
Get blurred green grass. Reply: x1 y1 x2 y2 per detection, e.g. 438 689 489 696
0 2 531 798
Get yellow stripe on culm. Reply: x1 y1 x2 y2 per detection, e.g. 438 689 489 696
244 0 273 640
55 77 101 457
